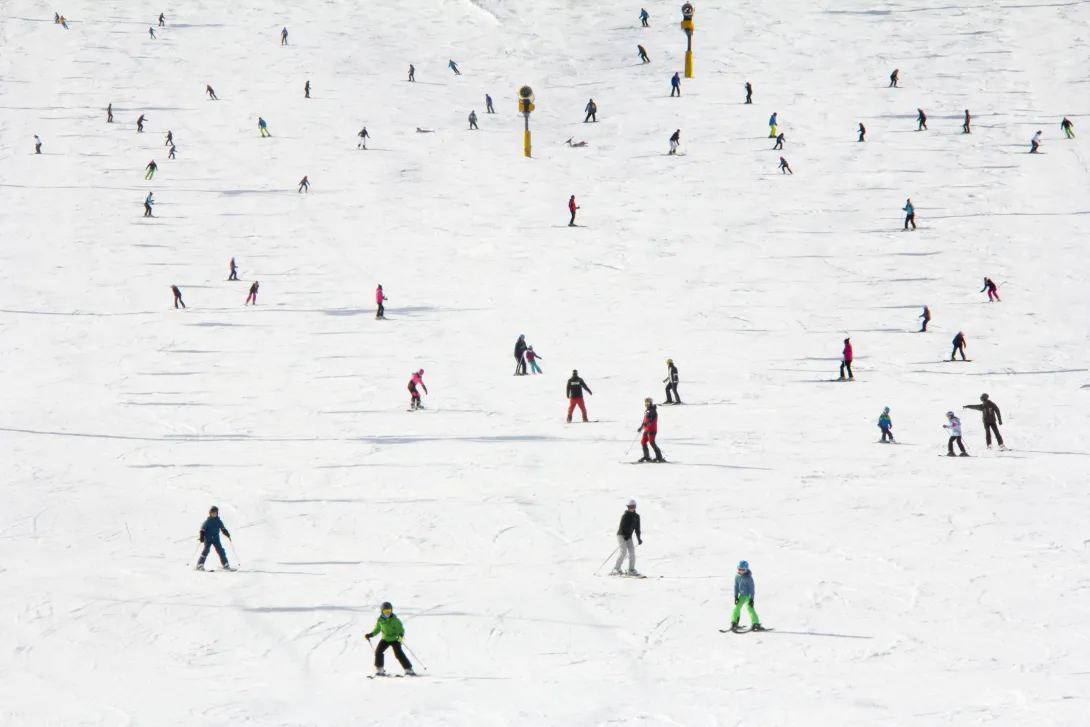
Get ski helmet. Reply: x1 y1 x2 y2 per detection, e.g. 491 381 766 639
666 358 673 364
883 407 890 413
644 397 652 406
980 393 989 401
378 284 382 288
572 369 578 376
209 505 219 514
738 560 749 570
627 499 637 508
381 601 392 611
417 369 424 376
519 334 525 339
946 411 955 418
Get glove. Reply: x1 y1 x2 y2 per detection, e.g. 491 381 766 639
735 596 739 605
365 633 372 641
199 533 205 543
636 427 642 432
750 598 755 608
637 539 643 545
398 636 403 643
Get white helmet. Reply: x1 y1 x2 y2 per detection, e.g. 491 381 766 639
627 499 637 508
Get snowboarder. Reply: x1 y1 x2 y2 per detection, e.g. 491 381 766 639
158 12 165 26
149 26 156 39
168 144 176 159
670 72 681 97
584 99 597 123
486 94 495 113
298 176 309 193
669 129 680 155
408 64 415 82
768 112 778 137
610 500 642 576
280 27 288 45
513 334 528 375
944 411 968 456
568 195 579 226
889 68 899 88
962 109 971 134
640 7 649 26
468 110 478 130
858 122 866 142
1061 117 1075 139
903 198 916 230
839 337 853 380
744 81 752 104
145 160 157 179
878 407 895 443
1030 130 1042 153
206 85 217 100
229 257 238 281
981 277 1000 302
664 359 681 404
137 114 146 132
638 45 649 63
375 285 387 318
304 80 310 98
951 331 967 361
526 346 543 374
195 506 233 570
358 127 369 149
637 398 664 463
165 130 173 146
919 305 931 332
773 132 785 150
107 103 113 122
964 393 1004 448
408 369 427 410
258 117 270 137
448 59 460 75
144 192 154 217
566 370 592 423
171 284 184 308
365 603 416 676
34 135 42 154
245 281 259 305
778 156 793 174
730 561 765 632
916 108 927 131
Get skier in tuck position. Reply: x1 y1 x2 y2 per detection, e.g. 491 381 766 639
566 370 592 422
981 277 1000 302
196 506 234 571
944 411 969 456
610 499 642 576
637 398 664 462
375 284 387 318
664 358 681 404
951 331 967 361
408 369 427 410
514 334 528 375
365 602 416 677
878 407 895 443
964 393 1004 449
839 338 854 380
729 561 766 632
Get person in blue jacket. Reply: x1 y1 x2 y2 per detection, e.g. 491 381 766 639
280 27 288 45
448 59 461 75
640 8 649 26
670 72 681 97
768 112 778 137
196 506 234 570
730 561 765 632
486 94 494 113
258 117 270 137
878 407 895 442
903 198 916 230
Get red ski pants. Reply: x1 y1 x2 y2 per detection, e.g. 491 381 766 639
567 397 587 422
641 431 657 446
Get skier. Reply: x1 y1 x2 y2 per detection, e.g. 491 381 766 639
145 160 157 180
566 370 592 423
610 499 642 576
54 12 59 23
962 109 971 134
408 64 415 82
878 407 895 443
944 411 969 456
107 103 113 122
375 284 387 318
137 114 146 132
664 359 681 404
59 16 68 29
729 561 766 632
919 305 931 332
839 337 853 380
258 117 270 137
408 369 427 410
566 138 588 147
245 281 259 305
858 122 866 142
468 110 478 130
168 144 176 159
584 99 597 123
448 59 460 75
1061 117 1075 138
195 506 234 571
1030 130 1042 153
365 603 416 677
981 277 1000 302
229 257 238 281
964 393 1004 449
158 12 165 26
744 81 753 104
568 195 579 226
903 198 916 230
206 85 217 100
916 108 927 131
486 94 494 113
637 398 664 463
889 68 899 88
773 132 785 150
34 135 42 154
768 112 778 137
298 175 309 193
669 129 680 155
149 27 156 39
357 127 369 149
670 72 681 97
640 7 649 26
637 45 649 63
304 80 310 98
165 130 173 146
951 331 967 361
280 27 288 45
514 334 528 375
144 192 154 217
526 346 543 374
778 156 793 174
171 284 184 308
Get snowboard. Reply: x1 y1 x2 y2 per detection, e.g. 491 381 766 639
939 454 972 458
367 673 420 679
627 459 669 464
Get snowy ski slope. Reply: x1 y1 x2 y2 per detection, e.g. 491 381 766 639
2 0 1090 724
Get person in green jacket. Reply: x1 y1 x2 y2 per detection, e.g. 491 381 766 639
365 602 415 676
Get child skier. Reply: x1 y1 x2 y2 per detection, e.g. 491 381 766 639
919 305 931 332
944 412 969 456
778 156 792 174
144 192 154 217
526 346 543 374
298 176 309 193
664 359 681 404
365 603 416 676
566 370 592 422
637 398 664 462
1030 130 1042 153
669 129 680 155
610 499 642 576
375 284 387 319
774 132 785 150
196 506 234 570
981 277 1000 302
168 144 176 159
878 407 894 442
245 281 259 305
730 561 766 632
951 331 967 361
408 369 427 410
839 338 853 380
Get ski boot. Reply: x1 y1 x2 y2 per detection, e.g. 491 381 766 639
751 623 767 632
195 563 206 571
959 452 970 457
374 667 387 677
947 452 956 457
626 569 641 577
404 668 417 676
222 564 236 571
608 568 622 576
729 621 740 633
638 444 652 463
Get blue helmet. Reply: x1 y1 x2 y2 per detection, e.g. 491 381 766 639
738 560 749 570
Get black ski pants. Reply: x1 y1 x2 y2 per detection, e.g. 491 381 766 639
569 210 576 226
904 214 916 230
174 296 185 309
374 640 412 670
948 436 966 455
584 112 596 122
921 319 929 332
377 301 385 318
985 422 1004 447
665 382 680 403
951 344 966 360
229 270 238 281
840 360 853 379
198 540 227 567
858 131 865 142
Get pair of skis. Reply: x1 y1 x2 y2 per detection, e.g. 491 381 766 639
719 626 773 634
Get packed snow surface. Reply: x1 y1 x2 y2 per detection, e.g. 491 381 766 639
2 0 1089 724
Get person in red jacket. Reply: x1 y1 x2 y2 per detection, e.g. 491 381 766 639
839 337 854 380
568 195 579 227
375 284 387 319
637 398 664 462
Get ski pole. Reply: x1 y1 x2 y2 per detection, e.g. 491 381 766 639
402 641 427 671
594 547 619 575
624 431 641 456
227 538 241 567
185 542 202 567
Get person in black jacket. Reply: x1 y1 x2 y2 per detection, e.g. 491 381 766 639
744 81 752 104
611 499 642 576
917 108 927 131
566 370 592 422
858 122 866 142
514 334 528 375
171 284 185 309
664 358 681 404
196 506 233 571
638 398 664 462
964 393 1004 448
951 331 967 361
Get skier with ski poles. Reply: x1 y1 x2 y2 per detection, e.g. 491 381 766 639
729 561 766 632
664 359 681 404
358 127 369 149
610 499 642 576
408 369 427 410
145 160 157 180
195 506 234 570
637 398 664 463
839 337 854 380
448 59 460 75
365 602 416 676
964 393 1004 449
514 334 528 375
944 411 969 456
525 346 543 374
171 284 184 308
228 258 238 281
206 85 217 100
919 305 931 332
245 281 259 305
566 370 592 422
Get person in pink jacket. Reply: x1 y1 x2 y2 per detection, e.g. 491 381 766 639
408 369 427 410
839 337 854 380
376 284 387 319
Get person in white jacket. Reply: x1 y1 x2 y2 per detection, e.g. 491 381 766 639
1031 130 1042 153
944 412 968 456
